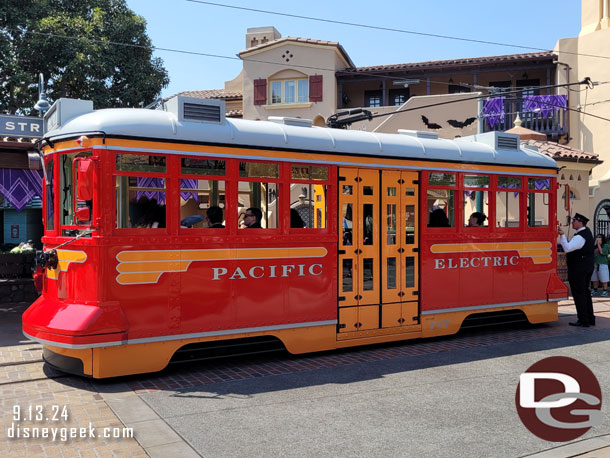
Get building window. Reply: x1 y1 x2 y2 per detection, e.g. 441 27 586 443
270 79 308 104
389 89 409 106
448 84 471 94
364 90 382 107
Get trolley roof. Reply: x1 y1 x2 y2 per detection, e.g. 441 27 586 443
43 97 557 170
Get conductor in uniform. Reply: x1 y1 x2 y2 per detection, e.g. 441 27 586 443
558 213 596 327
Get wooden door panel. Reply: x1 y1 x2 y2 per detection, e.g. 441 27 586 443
338 307 359 333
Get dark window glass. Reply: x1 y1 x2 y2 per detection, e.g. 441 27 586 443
116 154 166 173
181 158 226 176
364 90 382 108
405 257 415 288
239 161 279 178
387 258 397 289
363 258 374 291
342 259 353 292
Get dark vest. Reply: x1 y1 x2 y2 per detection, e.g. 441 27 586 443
566 227 595 268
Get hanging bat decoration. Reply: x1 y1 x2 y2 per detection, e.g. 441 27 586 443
447 117 477 128
421 115 442 130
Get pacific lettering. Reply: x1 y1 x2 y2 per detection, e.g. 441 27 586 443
211 263 323 280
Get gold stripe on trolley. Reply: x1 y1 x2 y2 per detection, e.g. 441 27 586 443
430 241 552 265
115 247 328 285
47 250 87 280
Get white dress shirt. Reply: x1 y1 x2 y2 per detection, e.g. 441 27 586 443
559 227 586 253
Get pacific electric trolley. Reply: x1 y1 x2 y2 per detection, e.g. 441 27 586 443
23 97 568 378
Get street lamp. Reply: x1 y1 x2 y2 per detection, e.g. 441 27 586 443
34 73 50 117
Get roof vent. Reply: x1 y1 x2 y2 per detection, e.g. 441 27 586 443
44 98 94 133
268 116 313 128
497 134 519 150
397 129 439 140
165 96 225 124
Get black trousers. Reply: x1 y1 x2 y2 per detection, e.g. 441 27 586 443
568 265 595 324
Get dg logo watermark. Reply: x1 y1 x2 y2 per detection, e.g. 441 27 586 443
516 356 602 441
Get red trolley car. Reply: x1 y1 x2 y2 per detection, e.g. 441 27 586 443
23 97 568 378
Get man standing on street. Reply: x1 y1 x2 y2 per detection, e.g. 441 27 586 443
558 213 596 327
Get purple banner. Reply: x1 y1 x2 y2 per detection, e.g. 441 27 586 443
482 97 505 128
523 95 567 118
136 177 166 204
0 168 43 211
180 179 199 202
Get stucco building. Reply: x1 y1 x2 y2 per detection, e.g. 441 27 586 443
170 1 608 232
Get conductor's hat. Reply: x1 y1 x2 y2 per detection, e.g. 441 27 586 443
572 213 589 224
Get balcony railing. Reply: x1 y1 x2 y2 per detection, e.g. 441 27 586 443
481 95 568 140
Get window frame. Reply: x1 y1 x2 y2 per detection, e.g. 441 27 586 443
113 152 169 233
493 175 524 231
178 156 229 233
526 177 553 231
269 78 309 105
461 173 491 232
287 163 332 232
424 171 458 231
237 159 282 232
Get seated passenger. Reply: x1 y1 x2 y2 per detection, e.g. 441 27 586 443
428 208 450 227
242 207 262 228
468 212 487 227
206 206 225 228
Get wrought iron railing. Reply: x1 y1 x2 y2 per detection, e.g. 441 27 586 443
482 95 568 140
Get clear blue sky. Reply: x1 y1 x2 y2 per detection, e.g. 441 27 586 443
125 0 582 98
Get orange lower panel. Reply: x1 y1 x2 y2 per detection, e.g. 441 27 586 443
40 303 558 378
44 325 337 379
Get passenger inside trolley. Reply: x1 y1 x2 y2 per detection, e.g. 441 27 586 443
241 207 262 228
468 212 488 227
428 208 450 227
206 205 225 229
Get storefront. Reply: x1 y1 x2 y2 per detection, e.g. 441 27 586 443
0 115 44 250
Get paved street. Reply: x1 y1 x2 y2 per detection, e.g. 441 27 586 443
1 299 610 457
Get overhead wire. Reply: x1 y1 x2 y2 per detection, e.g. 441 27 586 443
4 27 610 123
185 0 610 62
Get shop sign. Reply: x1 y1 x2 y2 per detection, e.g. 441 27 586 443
0 115 44 138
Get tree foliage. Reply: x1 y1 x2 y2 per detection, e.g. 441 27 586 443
0 0 169 114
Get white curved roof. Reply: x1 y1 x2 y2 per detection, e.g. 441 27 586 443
45 105 557 170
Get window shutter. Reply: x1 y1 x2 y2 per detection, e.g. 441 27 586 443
309 75 323 102
254 79 267 105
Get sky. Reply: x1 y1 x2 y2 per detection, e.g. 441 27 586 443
125 0 582 99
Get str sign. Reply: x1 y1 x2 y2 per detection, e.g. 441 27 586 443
0 115 44 138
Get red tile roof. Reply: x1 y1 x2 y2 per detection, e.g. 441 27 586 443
343 51 555 74
176 89 242 100
523 139 600 163
239 36 355 68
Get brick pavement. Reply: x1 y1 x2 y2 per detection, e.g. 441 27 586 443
0 304 147 458
2 299 609 457
128 300 610 393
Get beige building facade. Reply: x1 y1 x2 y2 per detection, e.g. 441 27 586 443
554 0 610 234
239 27 353 126
171 2 609 232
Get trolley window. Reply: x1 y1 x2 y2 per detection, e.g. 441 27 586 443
179 157 226 230
238 161 280 229
289 165 328 229
463 174 489 228
115 177 166 228
114 153 167 229
496 176 522 228
527 178 551 227
59 151 91 230
426 172 455 228
45 158 55 232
